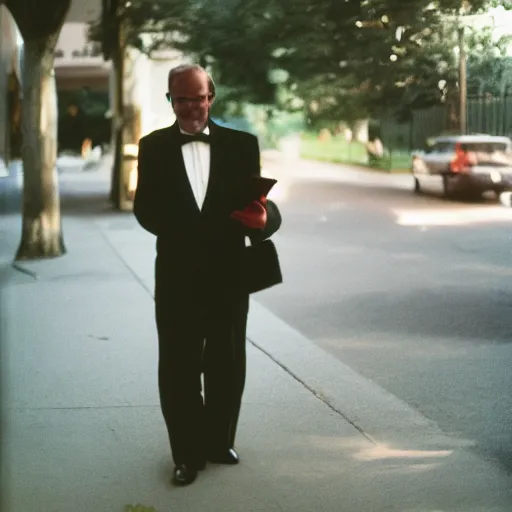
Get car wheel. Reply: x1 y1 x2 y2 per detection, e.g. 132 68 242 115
442 175 452 199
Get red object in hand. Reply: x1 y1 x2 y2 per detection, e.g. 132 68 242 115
231 196 267 229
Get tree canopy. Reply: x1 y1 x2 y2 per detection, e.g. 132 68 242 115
91 0 512 123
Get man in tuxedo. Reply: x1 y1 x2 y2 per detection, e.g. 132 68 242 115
133 64 281 486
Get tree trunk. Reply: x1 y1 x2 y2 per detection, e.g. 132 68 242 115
109 20 125 209
16 38 66 260
445 88 460 133
109 55 123 208
123 49 142 145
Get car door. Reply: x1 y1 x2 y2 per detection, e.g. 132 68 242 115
418 141 453 192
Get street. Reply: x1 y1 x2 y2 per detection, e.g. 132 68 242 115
258 156 512 474
2 155 512 511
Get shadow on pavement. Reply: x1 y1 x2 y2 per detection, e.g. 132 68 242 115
59 186 115 217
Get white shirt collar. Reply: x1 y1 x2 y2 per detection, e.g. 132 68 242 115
179 125 210 136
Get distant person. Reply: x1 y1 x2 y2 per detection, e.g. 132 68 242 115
59 104 88 154
81 138 92 159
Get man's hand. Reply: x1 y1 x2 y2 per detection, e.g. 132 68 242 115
230 196 267 230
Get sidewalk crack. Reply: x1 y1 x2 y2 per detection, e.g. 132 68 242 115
92 219 153 296
247 336 377 445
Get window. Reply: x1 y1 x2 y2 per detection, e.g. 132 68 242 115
461 142 512 166
433 142 456 153
460 142 508 153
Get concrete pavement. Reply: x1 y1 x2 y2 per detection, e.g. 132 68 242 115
1 156 511 512
0 160 22 215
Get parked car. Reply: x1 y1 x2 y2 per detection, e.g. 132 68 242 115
411 134 512 199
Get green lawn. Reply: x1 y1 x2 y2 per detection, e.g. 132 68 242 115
299 134 412 173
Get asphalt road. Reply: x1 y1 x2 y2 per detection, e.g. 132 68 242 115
257 156 512 474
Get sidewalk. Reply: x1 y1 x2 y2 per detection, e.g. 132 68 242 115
0 153 102 215
1 160 512 512
0 160 22 215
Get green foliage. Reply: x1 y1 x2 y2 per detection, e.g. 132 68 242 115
299 132 412 171
467 29 512 96
124 505 158 512
487 0 512 8
300 133 369 165
90 0 512 124
181 0 282 105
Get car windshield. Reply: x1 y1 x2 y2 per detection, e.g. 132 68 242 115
433 142 456 152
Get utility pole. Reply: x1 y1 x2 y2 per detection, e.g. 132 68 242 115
458 24 467 134
458 0 470 135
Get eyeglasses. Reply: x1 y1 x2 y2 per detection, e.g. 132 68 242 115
166 93 212 105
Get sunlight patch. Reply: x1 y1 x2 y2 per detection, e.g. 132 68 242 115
354 443 453 462
394 207 512 227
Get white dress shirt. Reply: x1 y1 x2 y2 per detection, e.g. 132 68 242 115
180 126 210 210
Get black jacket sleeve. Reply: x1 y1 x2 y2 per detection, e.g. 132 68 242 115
133 136 162 236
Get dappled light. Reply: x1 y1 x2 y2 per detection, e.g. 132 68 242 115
253 434 455 481
393 206 512 226
354 443 453 462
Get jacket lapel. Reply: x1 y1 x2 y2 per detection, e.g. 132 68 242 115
165 122 201 216
200 119 224 215
161 119 227 217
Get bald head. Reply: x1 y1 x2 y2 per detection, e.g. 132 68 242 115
167 64 216 134
168 64 216 97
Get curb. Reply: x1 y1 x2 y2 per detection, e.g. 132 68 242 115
247 299 474 452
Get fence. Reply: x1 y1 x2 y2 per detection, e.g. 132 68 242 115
378 94 512 168
467 95 512 137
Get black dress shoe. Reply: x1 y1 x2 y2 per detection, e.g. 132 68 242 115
172 464 199 486
208 448 239 465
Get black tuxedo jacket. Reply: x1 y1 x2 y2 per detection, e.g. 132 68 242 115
133 119 281 297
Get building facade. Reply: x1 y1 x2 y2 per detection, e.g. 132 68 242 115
54 21 111 92
53 20 186 151
1 0 189 164
126 46 185 138
0 5 22 176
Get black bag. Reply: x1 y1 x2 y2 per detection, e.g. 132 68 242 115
241 239 283 294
